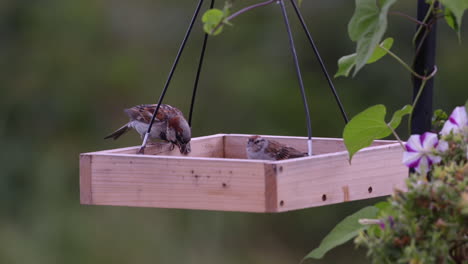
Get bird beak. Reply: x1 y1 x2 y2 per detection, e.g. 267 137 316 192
178 142 191 155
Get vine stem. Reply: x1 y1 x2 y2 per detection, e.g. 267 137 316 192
226 0 275 21
386 123 406 151
379 46 427 79
378 45 438 136
389 11 427 26
412 0 435 45
211 0 276 34
407 66 438 134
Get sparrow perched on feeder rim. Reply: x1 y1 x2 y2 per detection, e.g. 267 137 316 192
104 104 191 154
246 135 307 161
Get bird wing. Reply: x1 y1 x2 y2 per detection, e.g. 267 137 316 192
124 104 169 124
268 140 307 160
162 104 186 120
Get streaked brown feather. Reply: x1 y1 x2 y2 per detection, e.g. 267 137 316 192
124 104 174 123
266 139 307 160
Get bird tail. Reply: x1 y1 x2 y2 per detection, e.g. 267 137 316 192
104 124 131 140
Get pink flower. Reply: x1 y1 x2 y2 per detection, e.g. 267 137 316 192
440 106 468 135
403 132 442 173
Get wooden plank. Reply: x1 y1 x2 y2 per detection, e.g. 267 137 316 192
80 134 408 213
87 134 226 158
88 154 268 212
274 143 407 212
80 154 93 204
264 164 278 212
224 134 396 159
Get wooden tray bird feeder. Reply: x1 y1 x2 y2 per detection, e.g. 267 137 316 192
80 134 406 212
80 0 407 212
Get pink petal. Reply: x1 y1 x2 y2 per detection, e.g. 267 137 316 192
441 106 468 135
421 132 438 150
407 158 421 169
406 135 423 152
427 154 441 165
415 156 429 174
405 143 417 152
440 121 460 135
437 140 449 153
403 151 422 168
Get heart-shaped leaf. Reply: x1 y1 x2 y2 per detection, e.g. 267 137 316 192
388 104 413 129
348 0 397 76
335 54 358 78
202 9 225 35
343 104 412 161
445 8 460 38
303 206 378 261
440 0 468 40
367 37 394 63
335 37 394 78
343 105 390 161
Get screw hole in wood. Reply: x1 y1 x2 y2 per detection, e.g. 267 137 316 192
368 186 373 193
279 200 284 206
322 194 327 201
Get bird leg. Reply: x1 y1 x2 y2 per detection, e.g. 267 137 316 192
169 142 176 151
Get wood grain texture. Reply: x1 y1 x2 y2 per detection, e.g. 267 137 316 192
224 134 396 159
80 155 93 204
80 134 407 213
274 143 407 212
264 164 278 212
89 154 268 212
93 134 225 157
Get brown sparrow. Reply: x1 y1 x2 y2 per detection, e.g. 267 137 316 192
105 104 191 154
246 135 307 160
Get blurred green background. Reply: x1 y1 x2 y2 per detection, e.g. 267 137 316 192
1 0 467 263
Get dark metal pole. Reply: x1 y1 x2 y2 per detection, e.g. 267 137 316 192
138 0 205 154
189 0 215 127
411 0 437 134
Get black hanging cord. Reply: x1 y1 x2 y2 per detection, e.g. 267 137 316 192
289 0 349 124
189 0 216 126
139 0 205 154
278 0 313 156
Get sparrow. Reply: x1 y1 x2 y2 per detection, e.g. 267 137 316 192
246 135 307 161
104 104 191 154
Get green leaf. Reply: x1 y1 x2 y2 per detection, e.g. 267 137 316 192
303 206 379 261
335 37 394 78
348 0 397 76
335 54 357 78
388 104 413 129
374 201 390 211
344 104 411 161
374 201 391 217
202 9 225 35
440 0 468 39
367 37 394 63
444 8 460 38
343 105 390 161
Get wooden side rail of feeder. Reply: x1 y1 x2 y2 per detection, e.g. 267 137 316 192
80 134 407 213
